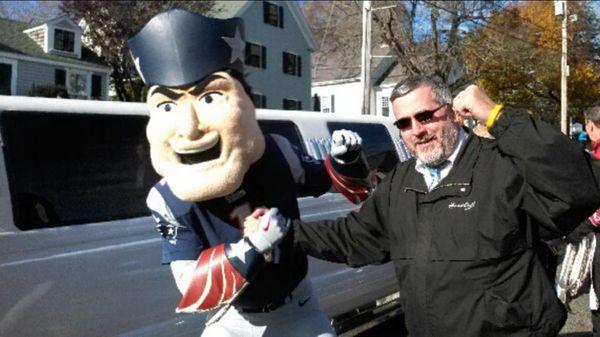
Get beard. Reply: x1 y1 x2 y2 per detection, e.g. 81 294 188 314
413 122 459 167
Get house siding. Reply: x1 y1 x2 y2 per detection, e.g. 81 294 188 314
14 59 108 99
312 81 362 116
240 1 312 110
16 59 55 96
24 27 45 49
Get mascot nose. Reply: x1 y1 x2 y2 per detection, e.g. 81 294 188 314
176 102 202 140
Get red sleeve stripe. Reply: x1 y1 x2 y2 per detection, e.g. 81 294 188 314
176 244 246 313
325 156 370 204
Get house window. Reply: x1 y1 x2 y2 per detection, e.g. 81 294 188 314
381 96 389 116
251 93 267 108
263 1 283 28
282 52 301 77
0 63 12 95
68 71 88 98
245 42 266 69
283 98 301 110
54 29 75 52
55 69 66 87
91 74 102 99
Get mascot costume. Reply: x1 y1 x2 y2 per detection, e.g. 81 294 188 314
128 9 371 337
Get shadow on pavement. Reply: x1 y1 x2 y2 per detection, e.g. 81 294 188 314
560 333 593 337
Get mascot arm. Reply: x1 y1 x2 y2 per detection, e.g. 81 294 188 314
175 240 264 313
326 129 371 204
175 208 289 313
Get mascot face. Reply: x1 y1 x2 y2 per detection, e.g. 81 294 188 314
146 71 265 202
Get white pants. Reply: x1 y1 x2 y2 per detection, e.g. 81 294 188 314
201 278 336 337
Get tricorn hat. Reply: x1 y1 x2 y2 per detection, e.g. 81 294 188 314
128 9 245 87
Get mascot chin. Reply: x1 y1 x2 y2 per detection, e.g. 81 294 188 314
128 8 371 337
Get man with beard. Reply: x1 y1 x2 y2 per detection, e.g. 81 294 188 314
247 76 600 336
128 9 370 337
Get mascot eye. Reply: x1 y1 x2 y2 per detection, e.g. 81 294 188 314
157 102 177 112
200 92 223 105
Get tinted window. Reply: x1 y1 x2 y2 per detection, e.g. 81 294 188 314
327 122 399 174
1 111 159 230
258 120 306 154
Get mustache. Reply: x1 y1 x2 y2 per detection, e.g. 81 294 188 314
413 135 435 146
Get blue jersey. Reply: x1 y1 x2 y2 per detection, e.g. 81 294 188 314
147 134 331 309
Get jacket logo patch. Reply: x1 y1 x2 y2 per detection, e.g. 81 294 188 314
448 201 476 211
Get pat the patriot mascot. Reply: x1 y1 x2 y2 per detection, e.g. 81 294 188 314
128 9 371 337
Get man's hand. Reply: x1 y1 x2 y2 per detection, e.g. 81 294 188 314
244 208 267 236
330 129 363 164
246 208 290 253
452 85 497 126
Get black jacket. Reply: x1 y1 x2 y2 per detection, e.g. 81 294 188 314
293 109 600 337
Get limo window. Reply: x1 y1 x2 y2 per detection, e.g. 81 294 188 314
258 120 306 154
327 122 399 175
0 111 160 230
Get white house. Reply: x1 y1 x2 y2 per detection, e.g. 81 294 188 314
312 53 405 119
209 1 317 110
0 15 111 99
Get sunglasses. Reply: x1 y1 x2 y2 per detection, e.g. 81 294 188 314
393 103 450 131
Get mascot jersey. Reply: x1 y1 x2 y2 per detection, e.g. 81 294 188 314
147 134 333 309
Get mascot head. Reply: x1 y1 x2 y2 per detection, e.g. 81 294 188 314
128 9 265 202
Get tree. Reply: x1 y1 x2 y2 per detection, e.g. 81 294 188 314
463 1 600 124
61 1 215 102
303 1 500 90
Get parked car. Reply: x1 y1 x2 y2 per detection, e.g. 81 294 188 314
0 96 411 337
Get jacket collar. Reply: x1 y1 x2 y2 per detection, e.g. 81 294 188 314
403 128 481 197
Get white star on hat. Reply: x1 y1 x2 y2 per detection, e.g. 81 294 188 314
222 27 245 64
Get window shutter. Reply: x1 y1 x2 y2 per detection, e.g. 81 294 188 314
278 6 284 28
261 46 267 69
331 95 335 113
297 56 302 77
55 69 66 86
262 95 267 108
68 32 74 52
245 42 251 65
263 1 269 24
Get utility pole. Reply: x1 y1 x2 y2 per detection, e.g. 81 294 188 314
555 0 569 135
360 0 371 115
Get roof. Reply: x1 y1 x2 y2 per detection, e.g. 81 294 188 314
207 1 318 51
0 17 109 70
313 43 403 86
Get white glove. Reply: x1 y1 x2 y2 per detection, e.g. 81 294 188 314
330 129 363 164
246 208 290 253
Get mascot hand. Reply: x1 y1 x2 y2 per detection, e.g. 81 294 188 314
330 129 362 164
247 208 290 253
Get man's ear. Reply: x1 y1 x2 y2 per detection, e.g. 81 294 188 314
586 121 595 135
